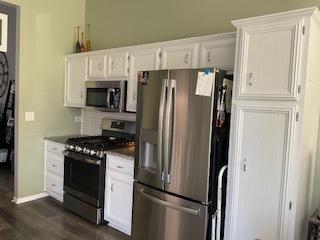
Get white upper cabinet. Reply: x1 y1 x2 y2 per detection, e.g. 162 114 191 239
88 53 107 79
0 13 8 52
234 19 304 100
199 35 236 70
161 42 199 69
65 56 87 107
107 50 130 79
127 47 161 112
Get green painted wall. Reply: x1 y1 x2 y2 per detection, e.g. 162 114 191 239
86 0 320 50
3 0 85 198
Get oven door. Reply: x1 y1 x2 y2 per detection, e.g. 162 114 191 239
63 151 105 207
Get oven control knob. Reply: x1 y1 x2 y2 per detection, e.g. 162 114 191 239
65 144 70 149
90 150 97 156
69 145 75 150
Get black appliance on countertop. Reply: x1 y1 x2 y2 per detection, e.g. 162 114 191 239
63 119 136 224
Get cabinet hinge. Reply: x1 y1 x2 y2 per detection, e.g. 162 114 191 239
159 52 162 58
289 201 292 210
127 68 130 74
128 55 130 61
296 112 299 122
302 26 306 35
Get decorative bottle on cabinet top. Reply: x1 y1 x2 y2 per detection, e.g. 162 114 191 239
86 24 92 52
75 26 81 53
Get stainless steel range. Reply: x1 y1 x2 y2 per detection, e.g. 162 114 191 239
63 119 136 224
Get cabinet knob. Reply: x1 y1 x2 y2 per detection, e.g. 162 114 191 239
207 51 212 63
248 73 254 86
185 54 190 64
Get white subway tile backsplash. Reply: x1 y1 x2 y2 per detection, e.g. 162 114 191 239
81 109 136 135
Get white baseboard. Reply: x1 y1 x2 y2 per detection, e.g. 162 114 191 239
13 192 49 204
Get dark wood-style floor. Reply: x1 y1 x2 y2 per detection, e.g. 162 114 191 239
0 169 130 240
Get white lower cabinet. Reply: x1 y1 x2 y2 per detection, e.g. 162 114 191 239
44 140 65 202
105 154 134 236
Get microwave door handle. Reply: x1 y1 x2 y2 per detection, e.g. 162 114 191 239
106 88 111 108
158 79 168 183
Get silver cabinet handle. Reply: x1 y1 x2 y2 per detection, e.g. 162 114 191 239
52 148 57 151
52 164 57 168
185 54 190 64
248 73 254 86
98 62 102 71
139 189 200 215
133 91 136 101
243 158 248 172
116 165 124 169
207 51 212 62
51 184 57 187
111 183 114 192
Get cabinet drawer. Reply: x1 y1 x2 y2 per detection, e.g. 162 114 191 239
107 154 134 177
46 152 64 176
88 53 107 79
46 141 64 155
46 172 63 196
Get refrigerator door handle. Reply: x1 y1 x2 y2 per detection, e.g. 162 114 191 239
158 79 168 182
138 188 201 216
164 79 176 184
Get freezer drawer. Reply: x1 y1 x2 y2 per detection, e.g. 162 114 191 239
132 183 209 240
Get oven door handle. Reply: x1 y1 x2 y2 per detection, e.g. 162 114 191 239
63 151 102 165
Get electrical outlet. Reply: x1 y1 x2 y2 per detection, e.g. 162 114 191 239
74 116 82 122
25 112 35 122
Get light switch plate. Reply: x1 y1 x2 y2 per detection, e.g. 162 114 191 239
25 112 35 122
74 116 82 122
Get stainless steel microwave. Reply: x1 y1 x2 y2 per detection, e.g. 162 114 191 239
85 81 126 112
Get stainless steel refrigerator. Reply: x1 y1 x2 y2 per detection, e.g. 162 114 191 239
132 69 231 240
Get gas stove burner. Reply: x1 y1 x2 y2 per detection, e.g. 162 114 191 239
65 135 135 159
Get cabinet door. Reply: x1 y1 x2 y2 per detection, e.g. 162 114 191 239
127 48 161 112
65 56 87 107
227 104 296 240
161 43 199 69
200 39 235 70
88 53 107 79
236 20 303 100
105 171 133 235
107 51 130 79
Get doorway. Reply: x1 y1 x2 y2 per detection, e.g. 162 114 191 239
0 1 18 206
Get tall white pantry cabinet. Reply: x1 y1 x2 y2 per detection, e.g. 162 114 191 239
225 7 320 240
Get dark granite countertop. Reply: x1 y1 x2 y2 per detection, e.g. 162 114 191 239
107 146 135 160
44 135 85 144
